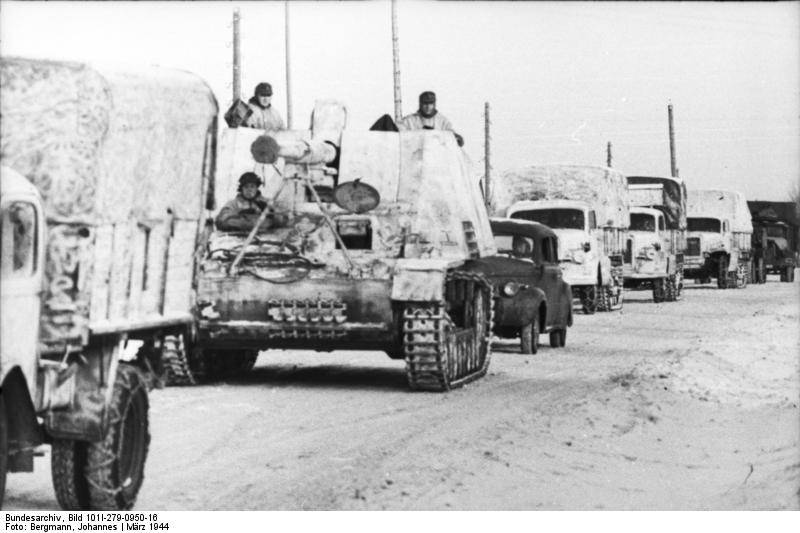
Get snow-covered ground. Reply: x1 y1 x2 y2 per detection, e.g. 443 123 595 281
6 277 799 510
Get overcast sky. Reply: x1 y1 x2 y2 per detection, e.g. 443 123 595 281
2 1 798 201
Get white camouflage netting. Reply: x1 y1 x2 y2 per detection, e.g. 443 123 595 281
492 164 630 228
687 189 753 233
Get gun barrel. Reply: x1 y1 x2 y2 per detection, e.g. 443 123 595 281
251 134 336 165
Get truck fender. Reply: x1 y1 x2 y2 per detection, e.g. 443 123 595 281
1 367 43 471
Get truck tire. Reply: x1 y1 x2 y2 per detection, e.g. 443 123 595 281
520 319 539 355
717 255 729 289
51 364 150 510
581 285 597 314
652 278 666 303
664 276 675 301
0 395 7 509
757 259 766 283
549 328 566 348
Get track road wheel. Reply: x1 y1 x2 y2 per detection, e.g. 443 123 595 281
581 285 597 314
520 318 539 355
52 364 150 510
0 395 7 509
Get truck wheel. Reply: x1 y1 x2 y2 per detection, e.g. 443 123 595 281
52 364 150 510
0 395 7 509
581 286 597 314
520 319 539 354
549 328 566 348
757 259 766 283
664 276 675 301
717 256 729 289
652 278 666 303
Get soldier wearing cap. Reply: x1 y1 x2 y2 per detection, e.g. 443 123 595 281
244 82 285 131
399 91 464 146
215 172 285 232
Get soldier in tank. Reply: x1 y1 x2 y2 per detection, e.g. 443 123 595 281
243 82 285 131
399 91 464 146
215 172 285 232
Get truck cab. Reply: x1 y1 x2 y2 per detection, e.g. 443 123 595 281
685 216 730 281
506 199 612 314
622 207 671 300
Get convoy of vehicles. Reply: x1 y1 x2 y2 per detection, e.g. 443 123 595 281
492 165 629 314
488 219 572 353
1 54 791 511
624 175 688 302
685 189 753 289
0 57 218 509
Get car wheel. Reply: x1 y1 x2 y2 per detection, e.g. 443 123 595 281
520 319 539 355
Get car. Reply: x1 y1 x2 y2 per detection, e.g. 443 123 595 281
485 218 573 353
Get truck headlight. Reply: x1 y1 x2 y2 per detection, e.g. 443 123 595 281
571 250 586 264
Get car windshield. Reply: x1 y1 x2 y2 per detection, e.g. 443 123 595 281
494 234 534 259
630 213 657 232
687 217 721 232
511 209 584 230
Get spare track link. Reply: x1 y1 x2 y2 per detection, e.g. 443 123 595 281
162 335 197 386
403 271 494 392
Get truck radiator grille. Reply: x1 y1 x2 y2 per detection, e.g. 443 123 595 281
686 238 701 256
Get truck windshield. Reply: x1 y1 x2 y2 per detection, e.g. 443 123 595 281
766 225 787 238
687 218 721 232
511 209 584 230
630 213 656 232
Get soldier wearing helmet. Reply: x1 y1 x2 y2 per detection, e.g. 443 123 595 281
399 91 464 146
244 82 285 131
215 172 285 232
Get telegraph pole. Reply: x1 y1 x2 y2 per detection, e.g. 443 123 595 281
391 0 403 122
232 8 241 102
285 1 293 128
668 102 679 177
606 141 612 167
484 102 492 208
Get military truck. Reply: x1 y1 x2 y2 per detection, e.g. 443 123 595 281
0 57 218 509
166 103 496 392
685 189 753 288
492 165 629 313
748 202 798 283
624 175 688 301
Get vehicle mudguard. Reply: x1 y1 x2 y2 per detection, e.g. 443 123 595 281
391 258 456 302
495 286 544 328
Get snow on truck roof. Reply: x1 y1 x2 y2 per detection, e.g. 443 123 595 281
687 189 753 233
492 164 630 229
0 56 218 223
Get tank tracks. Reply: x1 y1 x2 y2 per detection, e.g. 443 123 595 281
161 335 197 386
403 271 494 392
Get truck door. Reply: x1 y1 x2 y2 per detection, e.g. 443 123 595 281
0 199 43 395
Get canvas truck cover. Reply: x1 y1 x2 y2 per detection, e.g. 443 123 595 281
215 126 496 270
0 57 218 351
493 165 630 229
627 175 687 230
688 189 753 234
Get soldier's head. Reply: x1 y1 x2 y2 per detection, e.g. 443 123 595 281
418 91 437 118
238 172 263 200
254 82 273 108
